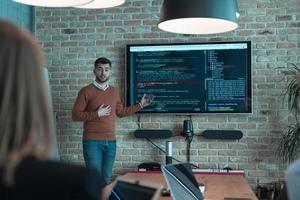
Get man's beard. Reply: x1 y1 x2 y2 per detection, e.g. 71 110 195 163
96 77 109 83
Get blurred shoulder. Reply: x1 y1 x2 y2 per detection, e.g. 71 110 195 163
10 156 104 200
16 156 101 182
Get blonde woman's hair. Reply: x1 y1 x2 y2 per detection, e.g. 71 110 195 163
0 20 54 185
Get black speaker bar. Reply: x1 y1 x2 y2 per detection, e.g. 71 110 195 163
134 129 172 139
202 130 243 140
133 129 242 140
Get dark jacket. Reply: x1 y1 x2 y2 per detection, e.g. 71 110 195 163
0 156 104 200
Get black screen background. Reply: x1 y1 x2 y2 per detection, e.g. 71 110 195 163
126 42 251 114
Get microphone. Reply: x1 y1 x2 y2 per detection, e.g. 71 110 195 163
182 120 194 140
166 141 172 165
181 119 194 163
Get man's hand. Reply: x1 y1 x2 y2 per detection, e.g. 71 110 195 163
140 94 154 108
97 104 111 117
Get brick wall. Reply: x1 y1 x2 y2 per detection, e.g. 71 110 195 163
35 0 300 186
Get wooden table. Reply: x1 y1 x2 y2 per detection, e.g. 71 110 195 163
104 171 258 200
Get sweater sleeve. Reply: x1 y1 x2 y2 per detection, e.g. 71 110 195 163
72 88 98 121
115 91 141 118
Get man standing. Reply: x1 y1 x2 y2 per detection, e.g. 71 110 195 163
72 57 152 185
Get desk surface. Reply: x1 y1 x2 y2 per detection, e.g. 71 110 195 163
110 172 258 200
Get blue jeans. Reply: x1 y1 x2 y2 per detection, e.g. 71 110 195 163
83 140 116 185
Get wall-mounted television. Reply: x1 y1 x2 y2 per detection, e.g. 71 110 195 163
126 41 252 114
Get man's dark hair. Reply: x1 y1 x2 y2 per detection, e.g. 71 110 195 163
94 57 111 68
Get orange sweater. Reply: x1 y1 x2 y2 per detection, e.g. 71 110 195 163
72 84 140 140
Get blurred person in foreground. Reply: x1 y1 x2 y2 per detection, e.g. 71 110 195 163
0 20 104 200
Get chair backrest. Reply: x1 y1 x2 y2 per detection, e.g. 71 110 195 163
161 163 203 200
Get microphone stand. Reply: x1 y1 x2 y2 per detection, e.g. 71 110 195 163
186 134 193 163
182 118 194 163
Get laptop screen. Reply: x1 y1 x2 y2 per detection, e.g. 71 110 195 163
162 163 203 200
109 180 157 200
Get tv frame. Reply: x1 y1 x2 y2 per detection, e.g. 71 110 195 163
125 41 252 114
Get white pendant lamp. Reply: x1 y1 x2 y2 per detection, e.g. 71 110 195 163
75 0 125 9
13 0 94 7
158 0 239 35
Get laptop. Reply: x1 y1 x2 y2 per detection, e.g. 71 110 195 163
109 176 161 200
161 163 204 200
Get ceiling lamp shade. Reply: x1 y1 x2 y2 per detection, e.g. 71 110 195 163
158 0 239 35
13 0 93 7
75 0 125 9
